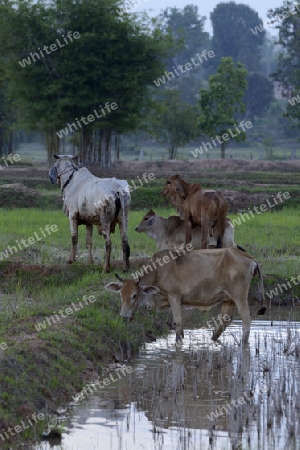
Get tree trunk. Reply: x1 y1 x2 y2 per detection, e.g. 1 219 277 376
46 129 60 166
115 132 120 162
82 128 92 164
0 125 4 157
104 131 111 168
221 141 226 159
169 144 177 159
8 130 13 154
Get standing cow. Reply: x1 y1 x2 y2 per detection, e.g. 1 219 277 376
160 175 228 249
49 154 130 272
106 248 266 345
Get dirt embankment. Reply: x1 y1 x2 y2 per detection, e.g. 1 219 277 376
6 158 300 180
90 159 300 179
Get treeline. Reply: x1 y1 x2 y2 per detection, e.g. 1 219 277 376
0 0 300 164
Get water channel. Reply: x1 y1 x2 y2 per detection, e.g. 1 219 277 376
33 320 300 450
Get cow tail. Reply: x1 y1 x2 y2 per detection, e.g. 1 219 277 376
119 188 130 259
256 262 267 315
216 198 227 248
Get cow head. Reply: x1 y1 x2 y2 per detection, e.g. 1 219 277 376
48 154 78 185
135 209 156 233
160 175 190 208
105 273 160 319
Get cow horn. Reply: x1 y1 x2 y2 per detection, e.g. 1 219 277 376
115 273 124 282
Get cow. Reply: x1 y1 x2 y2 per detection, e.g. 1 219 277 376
135 209 244 251
160 175 228 249
49 154 130 272
105 247 266 345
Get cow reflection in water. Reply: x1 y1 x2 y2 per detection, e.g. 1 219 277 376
108 339 251 449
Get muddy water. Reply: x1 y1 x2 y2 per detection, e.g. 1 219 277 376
34 320 300 450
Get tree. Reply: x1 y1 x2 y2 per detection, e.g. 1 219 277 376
0 0 171 166
268 1 300 126
198 57 248 159
150 90 198 159
244 72 274 121
159 5 210 73
211 2 265 72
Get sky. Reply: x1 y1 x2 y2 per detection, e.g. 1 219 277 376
132 0 286 35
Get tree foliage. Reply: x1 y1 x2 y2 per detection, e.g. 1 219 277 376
150 90 198 159
198 57 248 158
244 72 274 121
0 0 171 165
160 4 209 66
268 1 300 126
211 2 265 72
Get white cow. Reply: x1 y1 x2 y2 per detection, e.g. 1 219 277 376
135 210 244 251
49 154 130 272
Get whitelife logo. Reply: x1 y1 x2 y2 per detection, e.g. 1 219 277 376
231 192 290 227
0 153 21 170
93 172 155 209
56 102 118 139
191 121 253 158
34 295 96 332
0 224 58 261
18 32 80 68
153 50 215 87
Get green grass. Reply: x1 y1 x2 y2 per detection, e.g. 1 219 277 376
0 206 299 278
230 207 300 277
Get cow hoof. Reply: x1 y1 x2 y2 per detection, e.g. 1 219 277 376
175 340 182 349
103 267 111 273
66 260 73 264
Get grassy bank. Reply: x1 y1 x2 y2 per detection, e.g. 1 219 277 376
0 261 170 439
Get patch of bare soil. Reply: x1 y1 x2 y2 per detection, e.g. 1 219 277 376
5 159 300 180
223 190 275 212
0 182 41 197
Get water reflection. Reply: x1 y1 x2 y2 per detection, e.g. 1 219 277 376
34 321 300 450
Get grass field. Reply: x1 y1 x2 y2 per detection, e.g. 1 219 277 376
0 206 299 277
16 142 300 165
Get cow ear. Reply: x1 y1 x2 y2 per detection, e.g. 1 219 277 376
105 282 122 292
54 154 60 160
147 216 154 227
175 179 185 197
141 285 161 295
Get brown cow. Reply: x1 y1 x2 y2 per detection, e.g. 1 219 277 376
105 248 266 345
160 175 228 249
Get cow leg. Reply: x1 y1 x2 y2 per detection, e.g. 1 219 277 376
235 300 251 345
185 219 193 245
86 224 94 264
168 295 184 342
201 225 209 249
212 301 235 341
118 220 130 272
102 223 111 273
67 217 78 264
